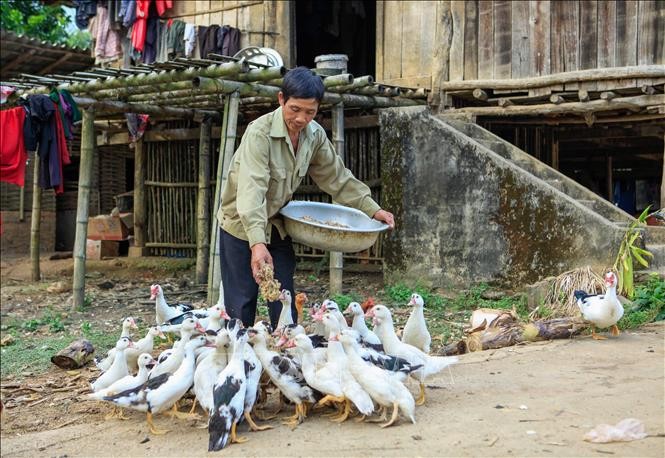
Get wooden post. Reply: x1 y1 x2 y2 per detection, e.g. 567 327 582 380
552 136 559 170
429 1 453 109
30 156 42 281
607 154 613 202
208 92 240 305
72 109 96 309
661 133 665 209
19 186 25 222
329 103 345 296
129 138 146 257
196 117 212 284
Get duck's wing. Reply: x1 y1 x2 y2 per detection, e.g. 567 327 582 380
270 354 304 382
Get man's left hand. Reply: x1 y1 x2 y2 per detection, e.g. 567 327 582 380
373 209 395 229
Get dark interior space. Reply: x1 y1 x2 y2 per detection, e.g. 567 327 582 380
295 0 375 76
482 120 664 215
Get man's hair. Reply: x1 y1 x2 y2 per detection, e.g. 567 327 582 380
282 67 325 102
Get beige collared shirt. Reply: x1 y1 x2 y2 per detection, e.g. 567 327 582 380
218 106 381 247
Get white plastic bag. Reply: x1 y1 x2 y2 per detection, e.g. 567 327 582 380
583 418 648 443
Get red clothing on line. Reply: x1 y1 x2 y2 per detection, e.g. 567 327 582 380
156 0 173 16
53 103 71 195
0 107 28 187
131 0 151 52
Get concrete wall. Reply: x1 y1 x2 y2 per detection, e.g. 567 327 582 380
1 211 56 255
380 106 624 287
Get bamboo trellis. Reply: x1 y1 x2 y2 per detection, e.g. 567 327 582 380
4 56 428 308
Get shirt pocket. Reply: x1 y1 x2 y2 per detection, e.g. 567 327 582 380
266 166 288 202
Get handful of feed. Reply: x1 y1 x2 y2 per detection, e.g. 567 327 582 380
257 263 281 301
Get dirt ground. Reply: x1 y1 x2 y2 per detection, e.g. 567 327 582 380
1 256 664 457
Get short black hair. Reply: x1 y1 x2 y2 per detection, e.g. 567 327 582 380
282 66 325 102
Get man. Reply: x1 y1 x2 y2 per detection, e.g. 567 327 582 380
217 67 395 328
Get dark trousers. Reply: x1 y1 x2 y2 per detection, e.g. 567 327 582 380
219 227 297 329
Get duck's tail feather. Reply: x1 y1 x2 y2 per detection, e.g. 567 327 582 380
424 355 458 377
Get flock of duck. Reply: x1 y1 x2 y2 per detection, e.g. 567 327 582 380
87 284 458 451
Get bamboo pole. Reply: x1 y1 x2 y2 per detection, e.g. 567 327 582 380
208 92 240 304
451 94 665 116
132 138 146 254
327 76 374 93
196 117 212 284
45 61 248 94
329 103 345 295
19 186 25 221
72 109 96 309
30 155 42 282
73 97 221 121
440 65 665 91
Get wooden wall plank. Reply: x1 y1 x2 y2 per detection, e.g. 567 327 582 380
463 0 478 80
376 1 384 80
274 0 292 67
578 0 598 91
477 0 494 79
511 1 530 79
418 1 437 86
615 1 638 89
382 1 403 80
597 0 616 90
638 0 658 65
401 1 424 82
493 0 512 79
655 0 665 65
528 1 550 75
196 0 211 26
449 1 465 81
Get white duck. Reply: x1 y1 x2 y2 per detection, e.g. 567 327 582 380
193 329 231 415
322 299 349 330
344 302 383 350
320 313 374 422
366 305 457 405
125 326 165 372
401 293 432 353
225 319 270 432
90 353 156 400
208 329 250 451
102 336 208 435
91 337 133 392
275 289 294 333
575 271 624 339
150 317 205 379
160 301 229 335
151 284 194 324
247 326 315 428
95 317 138 371
340 330 415 427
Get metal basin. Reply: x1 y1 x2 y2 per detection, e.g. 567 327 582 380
279 201 389 253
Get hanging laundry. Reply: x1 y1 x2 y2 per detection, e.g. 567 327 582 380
126 113 150 142
167 20 186 59
95 3 122 63
155 19 170 63
221 26 240 57
155 0 173 17
199 25 220 58
143 15 159 64
195 25 208 59
0 107 28 187
73 0 97 30
184 23 197 57
108 0 123 30
52 104 71 195
1 86 16 104
120 0 137 28
131 0 151 54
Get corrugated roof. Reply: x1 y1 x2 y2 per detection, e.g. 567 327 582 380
0 29 94 80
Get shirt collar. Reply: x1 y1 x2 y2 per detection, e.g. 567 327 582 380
269 106 315 140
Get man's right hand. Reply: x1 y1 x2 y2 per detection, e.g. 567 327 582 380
250 243 273 283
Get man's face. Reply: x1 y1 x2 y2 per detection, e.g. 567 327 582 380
278 92 319 135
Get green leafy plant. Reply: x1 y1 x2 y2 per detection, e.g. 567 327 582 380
613 206 654 299
331 293 360 308
619 274 665 329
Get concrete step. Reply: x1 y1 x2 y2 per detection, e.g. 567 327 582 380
646 226 665 244
577 199 596 211
545 179 563 191
645 244 665 270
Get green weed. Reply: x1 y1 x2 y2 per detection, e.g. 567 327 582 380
331 293 361 308
619 274 665 329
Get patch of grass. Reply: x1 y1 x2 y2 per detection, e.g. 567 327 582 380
1 334 73 378
384 282 445 308
619 274 665 329
331 293 361 308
